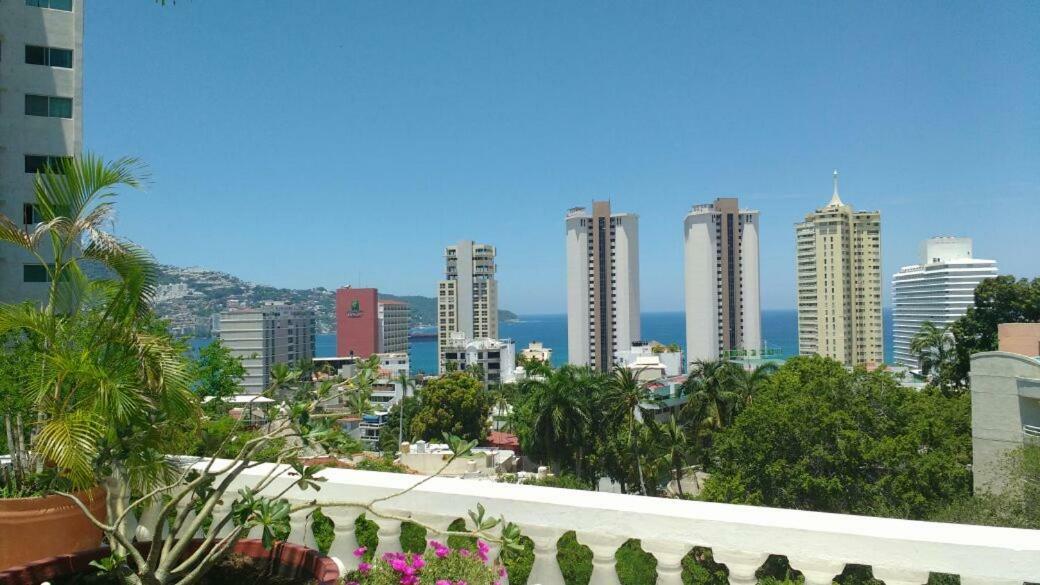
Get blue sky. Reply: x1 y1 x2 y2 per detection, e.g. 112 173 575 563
85 1 1039 313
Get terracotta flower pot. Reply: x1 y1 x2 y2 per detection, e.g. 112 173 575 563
0 539 340 585
0 486 106 571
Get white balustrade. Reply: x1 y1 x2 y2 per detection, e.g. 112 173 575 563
197 461 1040 585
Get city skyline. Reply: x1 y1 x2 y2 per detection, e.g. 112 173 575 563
83 2 1039 314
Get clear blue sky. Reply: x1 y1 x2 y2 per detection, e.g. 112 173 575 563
85 1 1039 313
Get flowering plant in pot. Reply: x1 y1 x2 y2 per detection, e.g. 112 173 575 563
345 537 511 585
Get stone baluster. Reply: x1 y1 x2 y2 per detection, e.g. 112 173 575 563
872 567 930 585
409 511 460 548
712 549 768 585
787 556 846 585
371 512 405 557
287 509 316 549
576 532 627 585
524 526 566 585
325 506 363 573
642 540 691 585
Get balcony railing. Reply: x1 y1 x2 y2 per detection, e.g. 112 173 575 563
195 462 1040 585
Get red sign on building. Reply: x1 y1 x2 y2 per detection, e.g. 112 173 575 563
336 287 379 358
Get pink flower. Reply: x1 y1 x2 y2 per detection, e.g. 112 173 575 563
358 562 371 574
436 581 451 585
412 556 426 569
353 546 367 558
391 558 408 572
434 546 449 559
460 549 470 558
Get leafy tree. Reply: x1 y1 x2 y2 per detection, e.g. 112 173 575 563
948 275 1040 385
378 395 422 454
409 371 490 441
932 445 1040 529
701 356 972 519
190 339 246 413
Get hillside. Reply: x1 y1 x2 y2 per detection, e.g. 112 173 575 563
151 265 516 336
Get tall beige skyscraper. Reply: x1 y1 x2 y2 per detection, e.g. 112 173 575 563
0 0 83 303
565 201 640 372
796 172 883 367
437 240 498 372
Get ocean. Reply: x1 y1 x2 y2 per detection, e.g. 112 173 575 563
315 309 895 376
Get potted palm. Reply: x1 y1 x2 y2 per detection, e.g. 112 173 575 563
0 156 198 569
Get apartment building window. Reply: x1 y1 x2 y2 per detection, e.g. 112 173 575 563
23 264 51 282
23 204 42 225
25 95 73 118
25 155 70 173
26 0 73 10
25 45 73 68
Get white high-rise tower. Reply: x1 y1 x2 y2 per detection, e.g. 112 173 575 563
684 198 761 365
566 201 640 373
891 237 997 369
0 0 83 303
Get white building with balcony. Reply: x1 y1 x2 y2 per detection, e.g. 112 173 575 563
441 334 516 386
615 341 683 379
438 240 498 373
892 237 998 369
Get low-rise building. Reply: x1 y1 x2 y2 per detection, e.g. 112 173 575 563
441 334 517 386
520 341 552 364
399 440 516 478
970 323 1040 493
615 341 683 378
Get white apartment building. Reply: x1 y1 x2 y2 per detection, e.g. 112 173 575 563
0 0 83 303
437 240 498 373
520 341 552 364
684 198 761 364
892 237 997 369
615 341 683 379
565 201 640 372
378 300 409 354
796 171 883 367
218 302 316 393
441 334 516 386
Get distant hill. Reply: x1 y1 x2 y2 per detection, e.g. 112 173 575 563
150 264 517 336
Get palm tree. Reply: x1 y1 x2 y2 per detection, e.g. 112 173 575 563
604 366 655 495
343 387 373 418
395 372 415 449
515 366 591 474
658 416 690 496
681 359 738 431
0 155 197 491
910 321 958 392
266 363 301 400
728 362 777 416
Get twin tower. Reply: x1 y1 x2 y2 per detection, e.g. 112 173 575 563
565 199 761 372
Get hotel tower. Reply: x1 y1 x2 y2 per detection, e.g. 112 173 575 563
565 201 640 372
437 240 498 372
684 198 762 365
796 172 883 367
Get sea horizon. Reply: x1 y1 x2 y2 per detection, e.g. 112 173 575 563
315 308 895 376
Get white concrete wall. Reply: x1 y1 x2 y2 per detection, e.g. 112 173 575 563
209 460 1040 584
